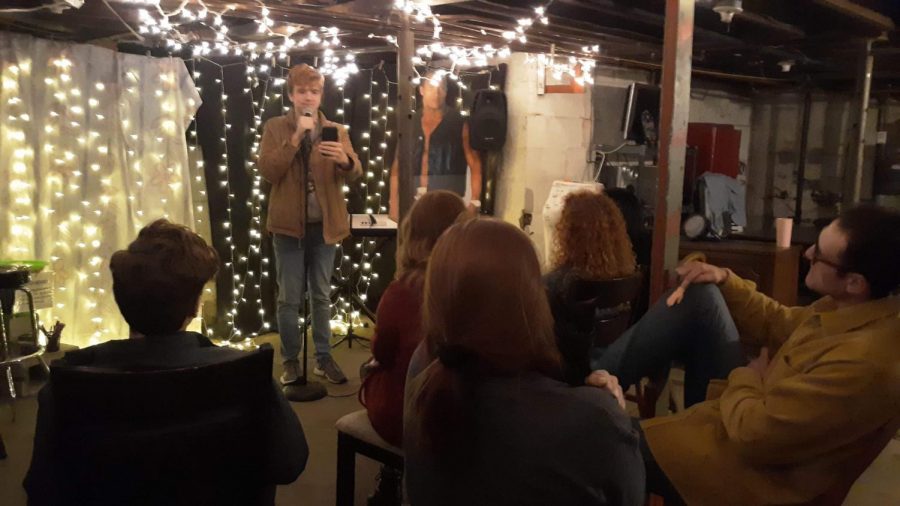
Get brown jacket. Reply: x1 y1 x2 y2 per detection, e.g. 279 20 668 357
258 111 362 244
642 274 900 506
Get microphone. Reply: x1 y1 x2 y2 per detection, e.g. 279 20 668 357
301 107 314 132
298 107 314 159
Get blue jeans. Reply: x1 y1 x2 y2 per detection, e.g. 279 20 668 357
591 284 747 407
273 224 337 363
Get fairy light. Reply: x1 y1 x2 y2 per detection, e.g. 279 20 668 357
532 53 598 86
214 64 240 334
394 1 549 79
126 0 358 82
35 0 531 342
1 46 197 348
237 59 285 338
395 1 597 87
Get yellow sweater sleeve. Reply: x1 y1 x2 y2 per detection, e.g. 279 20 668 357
719 356 889 465
718 273 809 351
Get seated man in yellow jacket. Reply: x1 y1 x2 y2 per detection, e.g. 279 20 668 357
588 205 900 505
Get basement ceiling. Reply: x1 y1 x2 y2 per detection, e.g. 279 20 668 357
1 0 898 91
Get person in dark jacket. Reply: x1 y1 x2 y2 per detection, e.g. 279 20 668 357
359 190 466 505
24 219 308 505
404 218 644 506
544 190 638 385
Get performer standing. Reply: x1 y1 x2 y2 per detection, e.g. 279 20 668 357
259 64 361 385
389 70 483 221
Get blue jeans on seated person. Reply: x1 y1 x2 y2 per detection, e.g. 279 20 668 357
273 224 337 363
591 283 747 408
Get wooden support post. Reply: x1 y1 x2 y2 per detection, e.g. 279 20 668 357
650 0 694 304
396 16 416 220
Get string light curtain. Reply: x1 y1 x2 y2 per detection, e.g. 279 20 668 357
201 57 505 340
0 31 201 348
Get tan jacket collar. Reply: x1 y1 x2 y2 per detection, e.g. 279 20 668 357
814 295 900 335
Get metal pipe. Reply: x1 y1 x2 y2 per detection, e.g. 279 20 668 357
795 90 812 221
875 93 886 172
650 0 694 304
847 39 874 204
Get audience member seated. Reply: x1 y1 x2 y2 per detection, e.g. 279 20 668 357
591 205 900 505
359 190 466 504
404 218 644 506
24 219 308 506
545 190 638 385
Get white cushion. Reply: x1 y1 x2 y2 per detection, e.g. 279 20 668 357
336 409 403 455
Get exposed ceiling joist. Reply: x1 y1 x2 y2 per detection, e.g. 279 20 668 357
811 0 895 32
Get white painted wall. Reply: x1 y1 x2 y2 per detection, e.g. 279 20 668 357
495 53 594 265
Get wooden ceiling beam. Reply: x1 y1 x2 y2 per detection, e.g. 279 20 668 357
810 0 895 32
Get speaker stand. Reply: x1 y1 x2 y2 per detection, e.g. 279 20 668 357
282 376 327 402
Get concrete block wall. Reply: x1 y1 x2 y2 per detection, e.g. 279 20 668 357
495 53 594 265
746 92 883 226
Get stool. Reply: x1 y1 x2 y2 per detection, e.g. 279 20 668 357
335 409 404 506
0 267 48 418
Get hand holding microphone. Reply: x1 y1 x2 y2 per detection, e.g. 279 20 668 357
291 108 316 147
291 107 349 166
298 109 316 133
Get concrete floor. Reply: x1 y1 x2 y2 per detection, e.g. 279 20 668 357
2 331 899 505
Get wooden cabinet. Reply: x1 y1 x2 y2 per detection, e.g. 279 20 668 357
679 240 803 306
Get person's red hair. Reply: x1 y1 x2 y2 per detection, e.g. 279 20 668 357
395 190 468 285
552 191 636 280
287 63 324 92
408 218 561 460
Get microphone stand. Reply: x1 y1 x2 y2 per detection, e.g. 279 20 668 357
283 120 327 402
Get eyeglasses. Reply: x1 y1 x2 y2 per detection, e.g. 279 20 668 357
809 242 845 271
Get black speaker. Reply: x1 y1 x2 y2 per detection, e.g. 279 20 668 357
469 89 507 151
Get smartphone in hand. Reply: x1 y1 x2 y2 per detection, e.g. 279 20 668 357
322 126 338 143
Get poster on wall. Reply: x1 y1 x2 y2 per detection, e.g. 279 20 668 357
389 69 494 220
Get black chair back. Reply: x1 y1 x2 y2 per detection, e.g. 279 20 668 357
47 345 275 505
568 272 643 348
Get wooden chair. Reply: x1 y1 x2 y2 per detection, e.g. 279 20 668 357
567 272 665 418
568 273 643 349
33 345 278 505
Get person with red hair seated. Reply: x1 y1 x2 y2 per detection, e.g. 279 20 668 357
544 190 639 385
404 218 644 506
359 190 467 505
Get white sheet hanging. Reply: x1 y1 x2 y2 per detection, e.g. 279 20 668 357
0 31 201 347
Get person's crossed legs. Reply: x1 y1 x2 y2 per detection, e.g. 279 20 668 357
591 283 747 407
592 284 748 502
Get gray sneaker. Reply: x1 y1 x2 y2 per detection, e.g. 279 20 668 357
314 355 348 384
280 360 301 385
